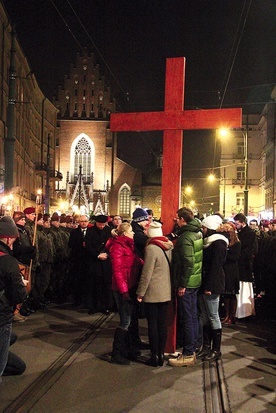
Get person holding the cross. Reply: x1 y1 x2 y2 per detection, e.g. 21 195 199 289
130 208 150 349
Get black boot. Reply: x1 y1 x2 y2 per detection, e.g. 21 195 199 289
158 353 164 366
204 329 222 361
145 353 159 367
197 325 212 359
125 331 141 361
111 328 130 365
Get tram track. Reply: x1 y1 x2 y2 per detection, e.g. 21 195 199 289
4 313 114 413
4 311 232 413
203 358 231 413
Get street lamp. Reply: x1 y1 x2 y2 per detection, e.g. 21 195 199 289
242 128 249 217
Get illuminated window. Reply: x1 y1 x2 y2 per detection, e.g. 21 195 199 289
237 166 245 181
237 141 244 157
119 185 130 216
236 192 244 207
74 137 91 182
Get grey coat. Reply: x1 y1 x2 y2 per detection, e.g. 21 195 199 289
136 241 173 303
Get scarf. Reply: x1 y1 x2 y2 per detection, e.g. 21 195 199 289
203 233 229 249
147 236 173 251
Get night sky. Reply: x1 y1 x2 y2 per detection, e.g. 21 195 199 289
2 0 276 209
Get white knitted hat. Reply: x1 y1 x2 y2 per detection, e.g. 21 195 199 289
147 221 163 237
201 215 222 230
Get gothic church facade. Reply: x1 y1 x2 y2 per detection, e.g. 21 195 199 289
54 50 142 218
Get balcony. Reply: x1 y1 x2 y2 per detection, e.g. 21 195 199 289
34 162 47 175
49 170 63 181
232 179 259 186
34 162 63 181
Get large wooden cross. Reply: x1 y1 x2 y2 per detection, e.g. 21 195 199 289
110 57 242 351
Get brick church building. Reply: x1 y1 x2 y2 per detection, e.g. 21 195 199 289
53 49 143 219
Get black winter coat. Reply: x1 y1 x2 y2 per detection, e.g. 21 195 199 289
131 221 148 259
237 225 256 282
0 242 27 326
201 235 228 294
85 225 112 284
223 242 241 294
13 225 35 265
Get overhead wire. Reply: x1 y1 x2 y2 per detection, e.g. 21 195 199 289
219 0 253 108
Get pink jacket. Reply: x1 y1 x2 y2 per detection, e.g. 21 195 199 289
106 236 143 294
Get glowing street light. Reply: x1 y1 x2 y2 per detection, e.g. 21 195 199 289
207 173 216 183
217 126 249 216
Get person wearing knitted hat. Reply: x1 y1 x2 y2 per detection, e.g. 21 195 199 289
130 208 150 349
0 216 27 377
195 214 229 362
131 208 149 258
136 221 173 366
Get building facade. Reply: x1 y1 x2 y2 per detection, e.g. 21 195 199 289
53 49 142 218
219 87 276 221
0 2 60 214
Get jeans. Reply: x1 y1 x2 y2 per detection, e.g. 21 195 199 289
144 302 169 355
198 293 221 330
0 323 12 376
113 290 133 330
177 288 199 355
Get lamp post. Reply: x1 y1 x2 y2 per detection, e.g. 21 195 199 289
222 167 226 217
243 126 249 217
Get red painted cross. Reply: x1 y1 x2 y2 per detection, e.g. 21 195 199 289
111 57 242 234
110 57 242 351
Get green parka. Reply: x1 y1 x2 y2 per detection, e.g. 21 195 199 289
172 219 203 289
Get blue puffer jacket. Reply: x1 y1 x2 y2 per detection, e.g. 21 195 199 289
172 219 203 289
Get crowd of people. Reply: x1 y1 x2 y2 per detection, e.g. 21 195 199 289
0 205 275 378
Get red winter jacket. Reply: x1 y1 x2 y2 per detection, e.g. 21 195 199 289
106 236 143 294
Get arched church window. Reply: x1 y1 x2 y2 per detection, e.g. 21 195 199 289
74 137 92 182
119 185 130 216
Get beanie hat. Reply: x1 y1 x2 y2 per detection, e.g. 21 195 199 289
147 221 163 238
13 212 25 223
23 207 35 215
201 215 223 230
93 214 108 223
132 208 149 223
261 220 270 228
0 216 19 238
51 213 60 222
60 215 67 224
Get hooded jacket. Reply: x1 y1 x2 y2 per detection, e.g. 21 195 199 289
172 219 203 289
